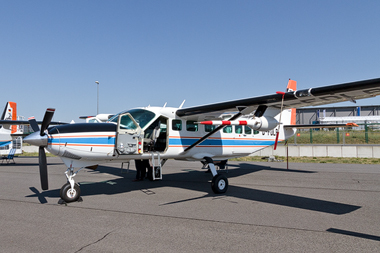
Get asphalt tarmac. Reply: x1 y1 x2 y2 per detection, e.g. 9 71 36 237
0 157 380 252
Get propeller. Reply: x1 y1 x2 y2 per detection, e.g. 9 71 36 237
28 117 39 132
24 108 55 190
40 108 55 136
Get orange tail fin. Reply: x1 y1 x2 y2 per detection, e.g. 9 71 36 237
286 80 297 125
1 102 17 134
287 79 297 92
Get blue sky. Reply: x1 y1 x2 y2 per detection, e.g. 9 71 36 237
1 1 380 122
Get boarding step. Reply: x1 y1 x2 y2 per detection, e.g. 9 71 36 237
151 152 162 180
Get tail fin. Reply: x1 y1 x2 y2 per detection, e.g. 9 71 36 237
287 79 297 92
1 102 17 134
286 80 297 125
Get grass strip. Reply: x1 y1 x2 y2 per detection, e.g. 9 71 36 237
231 156 380 164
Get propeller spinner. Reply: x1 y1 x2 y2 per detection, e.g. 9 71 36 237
24 108 55 190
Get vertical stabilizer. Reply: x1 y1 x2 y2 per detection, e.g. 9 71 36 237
1 102 17 134
286 80 297 125
287 79 297 92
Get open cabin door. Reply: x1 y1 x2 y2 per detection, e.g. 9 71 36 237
116 113 144 155
143 116 168 153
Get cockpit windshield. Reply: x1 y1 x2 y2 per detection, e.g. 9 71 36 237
108 109 156 129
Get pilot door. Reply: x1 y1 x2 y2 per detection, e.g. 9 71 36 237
116 113 144 155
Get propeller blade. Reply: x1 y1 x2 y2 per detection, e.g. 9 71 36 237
28 117 40 132
40 108 55 136
39 146 48 190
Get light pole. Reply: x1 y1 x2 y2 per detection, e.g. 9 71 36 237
95 81 99 115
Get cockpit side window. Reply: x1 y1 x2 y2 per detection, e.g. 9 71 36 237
119 114 138 130
109 109 155 129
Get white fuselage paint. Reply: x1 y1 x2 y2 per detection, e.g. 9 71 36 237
45 106 296 168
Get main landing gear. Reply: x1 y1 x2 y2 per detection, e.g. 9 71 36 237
204 157 228 194
59 166 83 203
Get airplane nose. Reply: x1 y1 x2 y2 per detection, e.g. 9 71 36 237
24 132 48 147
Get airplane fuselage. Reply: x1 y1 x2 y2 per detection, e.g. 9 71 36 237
29 106 295 169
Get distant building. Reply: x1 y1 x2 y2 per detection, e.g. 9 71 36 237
296 105 380 130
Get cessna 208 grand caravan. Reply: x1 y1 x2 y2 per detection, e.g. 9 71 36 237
16 78 380 202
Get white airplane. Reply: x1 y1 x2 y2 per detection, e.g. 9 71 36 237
18 78 380 203
0 102 66 156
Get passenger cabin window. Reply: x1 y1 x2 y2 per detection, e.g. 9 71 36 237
254 130 259 135
205 125 216 132
223 125 233 133
235 125 243 134
186 120 198 132
172 119 182 131
244 126 252 135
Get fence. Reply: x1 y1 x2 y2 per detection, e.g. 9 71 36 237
291 123 380 145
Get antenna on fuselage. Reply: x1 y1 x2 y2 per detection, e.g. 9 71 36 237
179 100 186 109
163 102 167 108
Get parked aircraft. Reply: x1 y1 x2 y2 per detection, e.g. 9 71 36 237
79 114 114 123
0 102 23 155
16 78 380 202
0 102 67 156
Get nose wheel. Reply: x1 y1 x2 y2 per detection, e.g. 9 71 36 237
60 182 81 203
59 166 84 203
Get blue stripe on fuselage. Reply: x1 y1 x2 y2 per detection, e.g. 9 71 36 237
169 138 274 147
48 137 115 145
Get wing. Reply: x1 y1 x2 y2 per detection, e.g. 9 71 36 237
176 78 380 118
284 123 358 129
0 120 67 125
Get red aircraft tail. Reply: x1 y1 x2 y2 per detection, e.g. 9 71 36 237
1 102 17 134
287 79 297 125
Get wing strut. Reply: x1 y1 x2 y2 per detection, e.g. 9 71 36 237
254 105 267 117
181 105 268 153
274 92 285 150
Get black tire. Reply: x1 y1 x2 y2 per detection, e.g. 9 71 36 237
60 182 81 203
211 174 228 194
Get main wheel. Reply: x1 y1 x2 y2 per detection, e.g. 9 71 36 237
60 182 81 203
211 174 228 194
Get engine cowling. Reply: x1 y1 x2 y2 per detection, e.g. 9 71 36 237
247 116 278 131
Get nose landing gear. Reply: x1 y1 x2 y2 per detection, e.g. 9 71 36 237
60 182 81 203
59 166 84 203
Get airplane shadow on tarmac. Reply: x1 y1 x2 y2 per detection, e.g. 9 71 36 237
26 162 360 215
